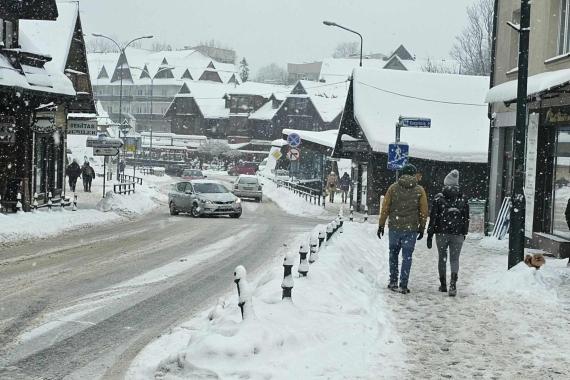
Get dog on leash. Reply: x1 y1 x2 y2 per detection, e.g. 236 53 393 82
524 253 545 270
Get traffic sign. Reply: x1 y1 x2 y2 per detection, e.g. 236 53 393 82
287 133 301 148
387 143 409 171
399 117 431 128
86 136 123 148
287 148 300 161
93 147 119 156
272 149 283 160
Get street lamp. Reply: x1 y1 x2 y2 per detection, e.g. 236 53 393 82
323 21 363 67
91 33 153 179
129 65 175 161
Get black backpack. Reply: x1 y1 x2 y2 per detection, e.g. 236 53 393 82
441 196 465 228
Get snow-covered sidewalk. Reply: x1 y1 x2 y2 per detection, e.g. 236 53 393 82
127 222 570 379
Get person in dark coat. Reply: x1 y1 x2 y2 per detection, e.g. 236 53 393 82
66 159 81 192
81 162 95 192
339 172 351 204
426 169 470 297
566 199 570 266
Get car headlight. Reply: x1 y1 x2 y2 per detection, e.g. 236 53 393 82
202 199 213 204
235 198 241 204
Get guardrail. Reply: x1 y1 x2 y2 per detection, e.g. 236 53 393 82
139 167 154 175
119 173 143 185
276 179 325 207
114 182 136 195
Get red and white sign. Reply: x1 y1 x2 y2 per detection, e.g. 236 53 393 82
287 148 300 161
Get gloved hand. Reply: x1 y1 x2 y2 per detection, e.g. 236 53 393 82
377 226 384 239
417 231 424 241
427 236 433 249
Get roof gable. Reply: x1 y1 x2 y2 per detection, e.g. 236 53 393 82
199 70 223 83
389 45 414 61
291 81 308 94
111 51 133 83
383 56 408 71
181 69 193 80
97 66 109 79
207 61 216 69
140 64 151 79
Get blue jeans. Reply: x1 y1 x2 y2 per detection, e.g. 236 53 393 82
388 230 417 288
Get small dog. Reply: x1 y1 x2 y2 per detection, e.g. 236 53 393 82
524 253 545 270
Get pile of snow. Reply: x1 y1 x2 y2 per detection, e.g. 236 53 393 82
0 209 120 244
96 174 168 215
127 223 405 379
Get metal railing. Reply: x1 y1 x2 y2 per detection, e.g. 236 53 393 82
119 173 143 185
114 182 136 195
276 179 325 206
139 167 154 175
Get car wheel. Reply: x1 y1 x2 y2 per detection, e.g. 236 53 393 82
169 202 179 216
190 203 201 218
258 197 262 203
230 212 242 219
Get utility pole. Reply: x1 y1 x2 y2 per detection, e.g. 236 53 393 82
508 0 531 269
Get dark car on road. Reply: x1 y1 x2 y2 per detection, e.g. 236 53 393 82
181 169 205 180
228 162 259 176
168 180 242 218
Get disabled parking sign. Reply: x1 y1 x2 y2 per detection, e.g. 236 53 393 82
387 143 409 171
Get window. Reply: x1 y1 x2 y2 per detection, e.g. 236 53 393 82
0 19 3 46
4 20 14 48
509 9 521 69
552 128 570 238
560 0 570 55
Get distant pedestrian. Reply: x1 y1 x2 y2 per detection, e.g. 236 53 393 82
426 169 469 297
378 163 428 294
566 199 570 266
119 160 126 173
66 159 81 192
326 171 338 203
81 162 95 192
339 172 351 204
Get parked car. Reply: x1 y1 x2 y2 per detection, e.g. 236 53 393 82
181 169 205 180
233 175 263 202
168 180 242 218
165 164 185 177
228 161 259 176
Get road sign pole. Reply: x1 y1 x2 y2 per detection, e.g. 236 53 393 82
395 121 401 181
103 157 106 198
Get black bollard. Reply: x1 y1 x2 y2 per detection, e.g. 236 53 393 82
364 205 369 223
298 243 309 277
349 205 354 222
16 193 22 213
282 254 295 300
33 192 39 211
326 223 333 241
72 193 78 211
318 229 326 248
309 235 319 263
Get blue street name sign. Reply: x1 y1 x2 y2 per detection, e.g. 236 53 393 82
387 143 409 171
399 117 431 128
287 132 302 148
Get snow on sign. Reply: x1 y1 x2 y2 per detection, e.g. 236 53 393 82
287 133 301 148
287 148 300 161
399 117 431 128
93 147 119 156
387 143 409 171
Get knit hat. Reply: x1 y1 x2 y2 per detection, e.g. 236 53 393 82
401 164 417 176
444 169 460 187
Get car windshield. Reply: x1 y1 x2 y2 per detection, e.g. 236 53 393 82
183 170 202 176
239 177 258 185
193 183 228 193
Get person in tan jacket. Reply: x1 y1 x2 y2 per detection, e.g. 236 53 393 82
377 164 428 294
326 171 338 203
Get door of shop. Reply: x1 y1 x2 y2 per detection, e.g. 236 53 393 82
551 128 570 238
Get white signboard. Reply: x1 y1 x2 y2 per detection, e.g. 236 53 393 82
93 147 119 156
68 119 97 135
524 113 539 238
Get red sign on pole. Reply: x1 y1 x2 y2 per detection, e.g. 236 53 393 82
287 148 300 161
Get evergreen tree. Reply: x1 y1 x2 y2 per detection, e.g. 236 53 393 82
239 58 250 82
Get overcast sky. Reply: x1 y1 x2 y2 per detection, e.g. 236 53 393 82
78 0 477 73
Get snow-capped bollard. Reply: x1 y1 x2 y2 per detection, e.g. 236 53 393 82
234 265 253 320
309 235 319 263
282 253 295 300
318 229 326 248
349 205 354 221
16 193 22 212
364 205 368 222
326 223 334 241
72 193 78 211
298 243 309 277
33 193 39 211
47 191 53 211
332 220 338 234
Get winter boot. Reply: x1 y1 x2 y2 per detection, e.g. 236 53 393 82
387 281 398 291
399 287 410 294
438 276 447 292
449 273 458 297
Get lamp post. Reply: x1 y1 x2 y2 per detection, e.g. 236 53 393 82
323 21 363 67
129 65 174 162
91 33 153 179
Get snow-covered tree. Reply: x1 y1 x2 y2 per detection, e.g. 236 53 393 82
255 63 288 84
239 58 250 82
198 140 230 160
450 0 493 76
421 58 459 74
332 41 360 58
151 42 173 52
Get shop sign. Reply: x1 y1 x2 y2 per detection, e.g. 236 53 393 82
524 113 539 238
0 115 16 144
68 119 97 135
545 108 570 125
32 117 56 134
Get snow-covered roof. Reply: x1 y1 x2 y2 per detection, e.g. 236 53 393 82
19 1 78 73
271 139 288 147
170 81 233 119
227 81 291 97
318 58 385 83
350 68 489 163
292 80 349 123
249 100 281 121
486 69 570 103
282 128 339 149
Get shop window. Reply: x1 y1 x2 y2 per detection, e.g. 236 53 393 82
560 0 570 55
552 129 570 237
509 9 521 69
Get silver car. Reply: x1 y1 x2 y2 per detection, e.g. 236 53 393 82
232 175 263 202
168 180 242 218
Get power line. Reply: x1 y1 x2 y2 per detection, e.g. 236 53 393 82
355 80 487 107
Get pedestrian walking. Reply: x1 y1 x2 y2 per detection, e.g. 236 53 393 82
377 163 428 294
81 161 95 192
326 171 338 203
339 172 351 204
426 169 469 297
66 159 81 192
565 199 570 267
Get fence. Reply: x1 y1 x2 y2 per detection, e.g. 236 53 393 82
119 173 143 185
139 167 154 175
114 182 136 195
275 179 326 206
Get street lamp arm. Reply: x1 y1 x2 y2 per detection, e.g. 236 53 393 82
91 33 122 52
124 35 154 50
322 21 363 67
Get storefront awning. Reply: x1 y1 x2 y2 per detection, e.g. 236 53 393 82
486 69 570 103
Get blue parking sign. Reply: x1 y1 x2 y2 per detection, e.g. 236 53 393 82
287 133 301 148
387 143 409 171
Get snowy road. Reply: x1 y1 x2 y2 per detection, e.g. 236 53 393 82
0 196 321 379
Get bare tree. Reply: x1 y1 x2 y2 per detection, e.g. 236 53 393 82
450 0 493 76
151 42 173 52
86 38 119 53
332 41 360 58
421 58 459 74
255 63 288 85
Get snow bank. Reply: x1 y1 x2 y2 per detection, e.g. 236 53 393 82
96 174 168 215
127 223 405 380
